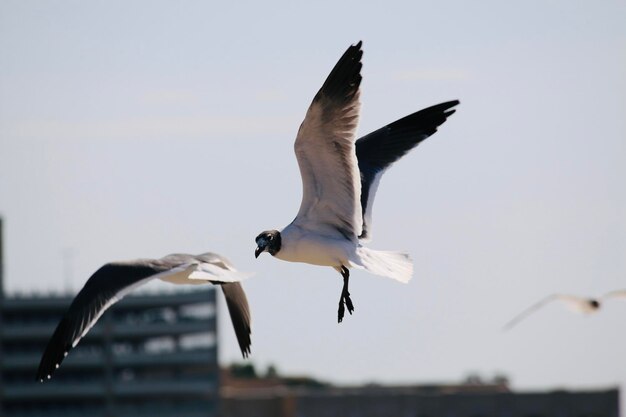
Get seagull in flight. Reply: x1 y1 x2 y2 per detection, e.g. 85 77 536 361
37 252 252 382
254 41 459 322
502 290 626 330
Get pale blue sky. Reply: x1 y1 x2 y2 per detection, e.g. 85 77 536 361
1 0 625 399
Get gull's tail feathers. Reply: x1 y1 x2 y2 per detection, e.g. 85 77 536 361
351 247 413 283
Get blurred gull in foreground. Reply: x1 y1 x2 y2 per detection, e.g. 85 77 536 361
254 41 459 322
37 252 252 382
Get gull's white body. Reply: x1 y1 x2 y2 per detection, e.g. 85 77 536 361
275 224 353 267
275 225 412 283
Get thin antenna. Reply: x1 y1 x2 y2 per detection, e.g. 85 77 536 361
62 247 76 294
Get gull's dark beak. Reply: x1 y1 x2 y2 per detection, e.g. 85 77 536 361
254 246 263 259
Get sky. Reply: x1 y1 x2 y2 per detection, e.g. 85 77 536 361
1 0 625 401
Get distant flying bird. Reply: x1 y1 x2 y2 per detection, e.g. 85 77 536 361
254 41 459 322
502 290 626 330
37 252 252 382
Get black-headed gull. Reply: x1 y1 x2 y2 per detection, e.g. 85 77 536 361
37 252 252 382
254 41 459 322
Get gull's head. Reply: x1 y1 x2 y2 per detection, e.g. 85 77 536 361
589 299 601 310
255 230 281 258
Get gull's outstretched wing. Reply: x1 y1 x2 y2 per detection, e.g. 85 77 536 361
37 253 252 381
602 289 626 300
502 294 591 331
292 41 363 240
221 282 252 358
355 100 460 241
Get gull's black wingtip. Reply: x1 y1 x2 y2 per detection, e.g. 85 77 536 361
241 345 252 359
239 334 252 359
314 41 363 105
348 40 363 60
412 99 460 129
36 317 72 382
442 100 460 118
238 329 252 359
36 355 59 382
380 99 460 140
437 99 460 111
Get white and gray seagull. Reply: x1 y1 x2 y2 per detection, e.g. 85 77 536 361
502 289 626 331
254 41 459 322
37 252 252 382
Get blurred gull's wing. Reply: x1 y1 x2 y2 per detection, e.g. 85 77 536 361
503 294 597 331
220 282 252 357
190 253 252 357
36 259 173 381
601 289 626 300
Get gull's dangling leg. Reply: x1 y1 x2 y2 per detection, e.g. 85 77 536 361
341 266 354 315
336 265 354 323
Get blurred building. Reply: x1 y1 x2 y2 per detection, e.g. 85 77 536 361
0 219 220 417
0 289 219 417
221 367 620 417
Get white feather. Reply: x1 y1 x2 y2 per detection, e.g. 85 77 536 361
350 247 413 283
359 170 384 242
188 266 253 282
